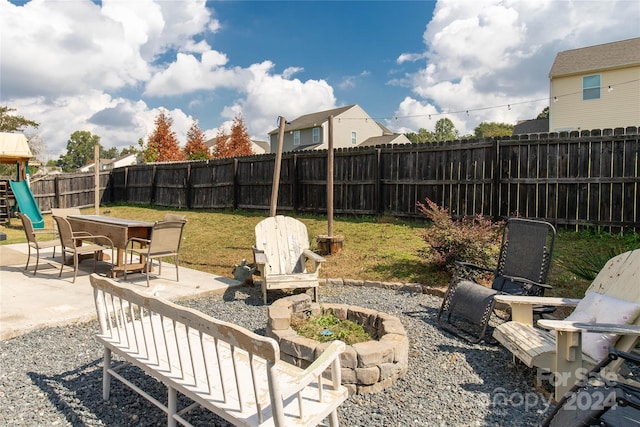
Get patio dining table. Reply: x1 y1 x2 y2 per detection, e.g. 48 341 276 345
66 215 154 277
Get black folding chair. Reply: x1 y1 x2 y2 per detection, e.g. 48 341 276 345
542 348 640 427
437 218 556 343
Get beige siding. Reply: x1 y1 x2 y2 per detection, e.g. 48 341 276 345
550 66 640 131
332 105 383 149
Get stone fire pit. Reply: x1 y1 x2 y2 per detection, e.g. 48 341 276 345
266 294 408 394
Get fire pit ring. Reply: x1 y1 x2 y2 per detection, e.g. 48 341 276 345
267 294 408 394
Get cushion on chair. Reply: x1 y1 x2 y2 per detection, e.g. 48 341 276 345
563 292 640 360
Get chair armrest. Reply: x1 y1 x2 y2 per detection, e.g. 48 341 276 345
72 231 93 237
280 340 345 396
33 228 57 240
454 261 494 273
538 320 640 335
494 295 580 307
75 234 114 248
303 249 325 264
501 275 552 290
126 237 150 248
252 247 267 267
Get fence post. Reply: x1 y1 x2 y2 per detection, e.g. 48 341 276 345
375 147 381 214
233 158 239 210
185 163 191 210
492 139 500 221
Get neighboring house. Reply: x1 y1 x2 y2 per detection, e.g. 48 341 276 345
512 118 549 135
204 138 267 156
267 105 410 153
549 38 640 132
78 153 137 172
249 139 269 154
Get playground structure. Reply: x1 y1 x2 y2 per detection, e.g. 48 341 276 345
0 132 44 228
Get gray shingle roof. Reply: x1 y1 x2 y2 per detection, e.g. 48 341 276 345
513 119 549 135
549 38 640 78
268 105 356 135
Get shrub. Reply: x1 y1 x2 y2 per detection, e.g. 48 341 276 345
417 198 503 270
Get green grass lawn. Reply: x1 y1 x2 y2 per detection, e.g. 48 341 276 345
2 204 637 299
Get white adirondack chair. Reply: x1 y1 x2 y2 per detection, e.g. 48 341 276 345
493 249 640 400
253 216 325 304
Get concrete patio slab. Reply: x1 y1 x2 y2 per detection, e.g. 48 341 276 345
0 243 241 341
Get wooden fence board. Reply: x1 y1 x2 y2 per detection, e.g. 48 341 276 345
22 132 639 232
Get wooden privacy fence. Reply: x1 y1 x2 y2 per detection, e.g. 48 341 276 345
23 130 640 231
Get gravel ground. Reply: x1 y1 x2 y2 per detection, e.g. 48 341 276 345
0 283 553 426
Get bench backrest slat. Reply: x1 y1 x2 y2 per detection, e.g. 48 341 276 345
91 274 286 422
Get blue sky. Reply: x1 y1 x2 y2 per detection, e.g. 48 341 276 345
1 0 639 160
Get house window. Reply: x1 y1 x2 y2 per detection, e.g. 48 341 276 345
293 130 300 146
583 75 600 100
312 127 320 144
351 131 357 145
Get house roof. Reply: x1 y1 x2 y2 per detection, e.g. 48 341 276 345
513 119 549 135
549 38 640 78
268 105 356 135
358 134 408 148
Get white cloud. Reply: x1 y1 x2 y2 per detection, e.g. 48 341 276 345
224 62 337 139
283 67 304 79
396 52 427 64
144 51 248 96
395 0 640 135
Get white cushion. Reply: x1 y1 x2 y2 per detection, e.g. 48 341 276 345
567 292 640 360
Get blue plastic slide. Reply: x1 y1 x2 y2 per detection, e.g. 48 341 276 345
9 180 45 228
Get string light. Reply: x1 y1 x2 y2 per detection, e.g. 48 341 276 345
332 78 638 122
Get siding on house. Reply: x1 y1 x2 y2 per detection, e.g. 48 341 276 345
268 104 403 152
549 38 640 132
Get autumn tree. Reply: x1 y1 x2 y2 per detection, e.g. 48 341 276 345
143 109 185 163
184 120 210 160
474 122 514 138
211 126 230 159
228 115 253 157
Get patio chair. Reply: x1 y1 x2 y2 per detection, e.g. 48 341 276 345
54 215 114 283
51 208 81 237
437 218 556 343
493 249 640 400
123 219 186 286
16 212 59 275
253 215 325 304
542 348 640 426
163 213 186 221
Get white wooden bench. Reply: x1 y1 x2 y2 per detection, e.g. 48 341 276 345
90 274 348 427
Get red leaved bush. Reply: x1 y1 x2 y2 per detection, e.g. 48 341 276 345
417 198 504 270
